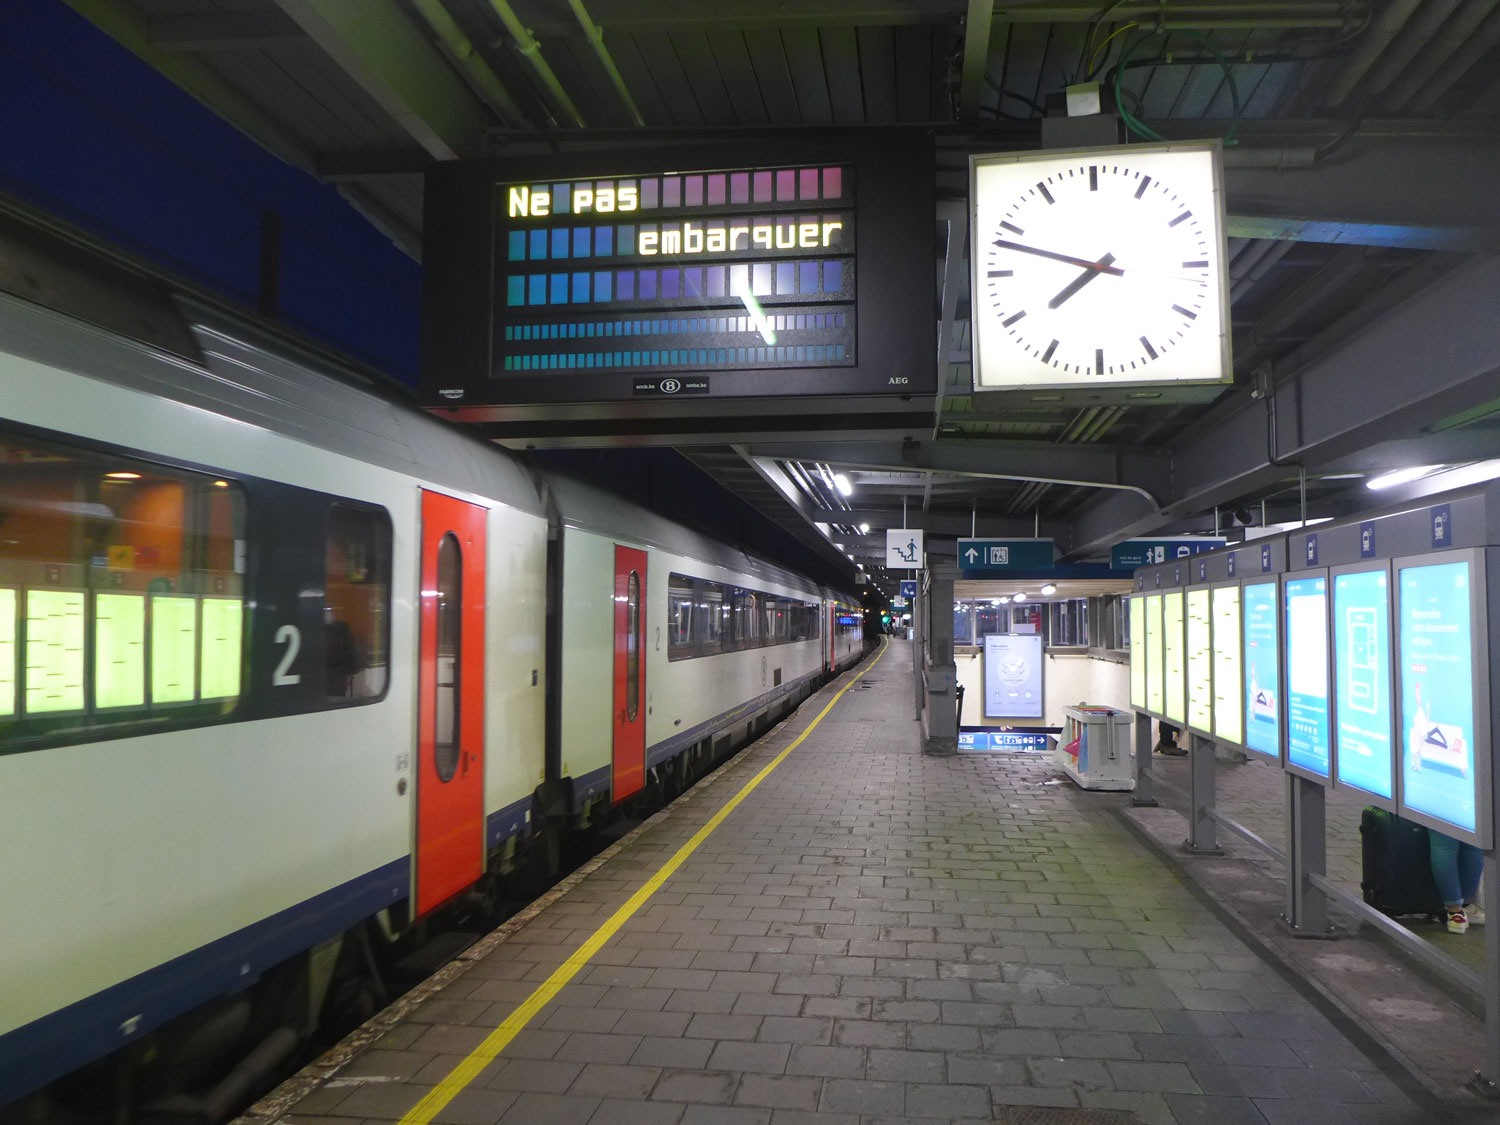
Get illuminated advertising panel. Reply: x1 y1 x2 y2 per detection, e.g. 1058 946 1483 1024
1186 588 1212 733
1129 596 1145 708
1145 594 1163 714
1242 580 1279 759
983 633 1044 719
1332 566 1393 801
1212 584 1242 745
1397 556 1483 837
1284 573 1331 781
1163 590 1185 724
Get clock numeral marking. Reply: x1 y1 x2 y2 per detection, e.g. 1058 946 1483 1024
987 269 1013 278
1000 221 1025 235
1002 310 1027 327
1042 339 1059 364
1095 348 1104 374
1140 336 1158 360
1037 183 1055 204
1169 210 1193 228
1182 260 1209 269
1088 166 1098 192
1172 304 1198 320
1134 176 1151 199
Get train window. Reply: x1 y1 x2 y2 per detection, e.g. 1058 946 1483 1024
698 581 724 656
0 428 245 746
626 570 641 720
667 573 695 660
326 505 391 700
433 532 461 782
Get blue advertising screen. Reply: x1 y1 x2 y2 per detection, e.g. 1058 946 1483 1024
983 632 1045 719
1399 559 1478 833
1285 575 1330 779
1243 581 1280 759
1333 568 1393 799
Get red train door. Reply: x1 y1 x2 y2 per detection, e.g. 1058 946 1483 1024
828 603 836 672
612 545 647 802
416 490 487 917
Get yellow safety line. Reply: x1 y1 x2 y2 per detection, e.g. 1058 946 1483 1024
397 638 889 1124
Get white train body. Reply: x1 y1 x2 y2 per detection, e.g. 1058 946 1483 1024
0 293 862 1107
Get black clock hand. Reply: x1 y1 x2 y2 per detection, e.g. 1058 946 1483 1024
1048 252 1117 309
991 238 1126 276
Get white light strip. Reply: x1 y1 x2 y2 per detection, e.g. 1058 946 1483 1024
1367 465 1437 490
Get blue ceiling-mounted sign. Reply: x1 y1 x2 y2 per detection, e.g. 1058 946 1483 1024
1198 559 1207 581
1360 521 1376 559
1305 534 1318 567
1173 563 1183 585
899 580 917 598
1261 544 1272 572
957 538 1055 572
1431 504 1452 548
1228 553 1237 577
1110 537 1226 570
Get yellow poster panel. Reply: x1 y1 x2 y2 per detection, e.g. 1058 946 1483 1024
1164 591 1185 724
1213 585 1243 744
95 593 146 708
1186 588 1212 732
1129 596 1145 709
151 596 198 704
1145 594 1163 714
0 587 15 716
200 598 243 701
25 589 85 713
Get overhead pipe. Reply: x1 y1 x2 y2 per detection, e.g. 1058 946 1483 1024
484 0 586 128
565 0 645 126
1358 0 1465 98
1230 240 1295 305
1228 238 1277 282
409 0 531 126
1391 0 1500 112
1319 0 1422 108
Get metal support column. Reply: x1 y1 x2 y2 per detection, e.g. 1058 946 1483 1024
1282 774 1333 936
1183 732 1223 854
1132 711 1157 806
1478 854 1500 1097
912 586 926 721
922 563 958 756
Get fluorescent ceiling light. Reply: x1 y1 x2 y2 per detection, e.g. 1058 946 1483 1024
1367 465 1437 490
859 522 870 534
1040 584 1057 595
1012 592 1027 602
834 473 853 496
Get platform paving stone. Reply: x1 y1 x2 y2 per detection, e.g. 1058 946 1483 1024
257 640 1451 1124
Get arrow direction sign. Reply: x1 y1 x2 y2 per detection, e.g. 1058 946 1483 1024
957 539 1055 573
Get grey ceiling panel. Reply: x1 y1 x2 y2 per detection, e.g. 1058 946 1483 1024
855 26 898 123
819 26 866 123
670 30 738 125
779 27 834 124
629 32 706 125
606 34 675 126
741 29 802 122
706 30 770 124
893 24 934 121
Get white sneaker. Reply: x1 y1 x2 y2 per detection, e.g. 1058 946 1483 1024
1447 910 1469 934
1465 903 1486 926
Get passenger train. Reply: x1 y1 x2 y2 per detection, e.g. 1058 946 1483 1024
0 289 864 1114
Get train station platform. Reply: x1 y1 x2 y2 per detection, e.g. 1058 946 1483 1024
244 639 1474 1125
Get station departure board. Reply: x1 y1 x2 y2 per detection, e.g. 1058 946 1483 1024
496 165 854 377
421 137 934 414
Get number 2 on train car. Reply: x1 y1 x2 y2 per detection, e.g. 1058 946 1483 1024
613 545 647 801
416 490 487 917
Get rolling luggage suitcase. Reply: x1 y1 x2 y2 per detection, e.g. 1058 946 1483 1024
1359 807 1445 918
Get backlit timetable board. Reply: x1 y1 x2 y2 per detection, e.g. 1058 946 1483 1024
1144 594 1163 714
1163 590 1185 725
1128 596 1145 708
1332 564 1394 803
1185 587 1212 734
1284 572 1331 782
496 165 854 375
1211 584 1242 745
1242 580 1280 759
420 137 934 410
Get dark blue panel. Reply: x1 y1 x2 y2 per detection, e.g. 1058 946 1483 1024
0 0 419 382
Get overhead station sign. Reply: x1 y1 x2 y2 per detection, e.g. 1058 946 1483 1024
958 538 1055 572
420 137 934 413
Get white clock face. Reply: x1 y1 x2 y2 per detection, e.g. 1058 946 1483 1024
970 143 1230 390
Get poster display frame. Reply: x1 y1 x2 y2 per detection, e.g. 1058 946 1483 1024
1281 568 1333 786
1329 560 1396 811
1392 547 1492 849
1144 591 1164 718
1129 595 1146 710
1210 580 1245 749
981 631 1046 721
1184 584 1214 738
1240 576 1282 763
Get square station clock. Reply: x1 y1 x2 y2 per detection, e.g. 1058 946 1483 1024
970 141 1232 391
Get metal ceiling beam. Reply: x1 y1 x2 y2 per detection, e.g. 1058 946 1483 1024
148 13 303 52
958 0 994 123
276 0 492 160
407 0 532 127
740 439 1172 504
1069 252 1500 553
62 0 319 171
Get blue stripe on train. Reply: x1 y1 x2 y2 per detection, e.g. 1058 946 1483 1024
0 857 408 1107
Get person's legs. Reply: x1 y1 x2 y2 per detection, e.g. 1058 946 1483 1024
1430 831 1470 932
1458 841 1484 917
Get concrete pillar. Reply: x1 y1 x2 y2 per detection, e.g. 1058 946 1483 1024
922 562 958 756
